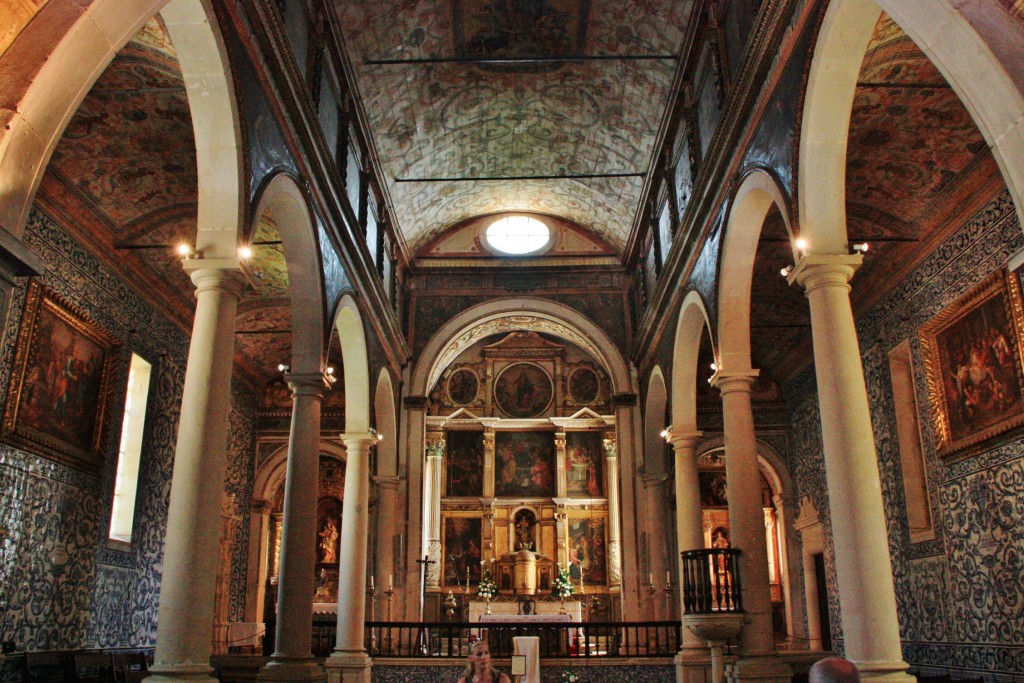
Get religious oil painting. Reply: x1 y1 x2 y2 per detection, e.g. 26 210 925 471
1 281 120 473
447 367 479 405
444 517 482 588
494 362 553 418
446 430 484 497
565 431 604 497
699 471 729 507
920 269 1024 459
494 431 556 497
568 518 607 585
568 366 600 404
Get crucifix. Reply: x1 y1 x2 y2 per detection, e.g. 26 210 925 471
416 554 436 616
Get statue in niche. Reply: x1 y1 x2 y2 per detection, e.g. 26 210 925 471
319 518 339 564
513 508 537 551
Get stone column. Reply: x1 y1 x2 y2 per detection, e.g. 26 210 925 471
423 436 445 590
640 471 671 618
260 372 330 683
149 263 248 683
790 254 913 683
373 475 402 605
670 433 708 657
711 372 789 683
401 395 427 621
601 437 623 588
326 435 377 683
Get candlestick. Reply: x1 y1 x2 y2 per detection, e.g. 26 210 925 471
388 573 393 590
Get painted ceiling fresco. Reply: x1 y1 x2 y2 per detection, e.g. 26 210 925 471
332 0 692 254
40 19 293 392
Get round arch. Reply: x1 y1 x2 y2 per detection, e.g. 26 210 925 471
373 368 399 476
251 174 325 374
333 294 371 434
643 366 670 475
717 170 792 374
409 298 633 398
799 0 1024 249
0 0 244 256
671 290 715 433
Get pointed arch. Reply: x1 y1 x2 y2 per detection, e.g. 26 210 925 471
334 294 371 434
0 0 244 255
251 174 325 374
717 170 792 373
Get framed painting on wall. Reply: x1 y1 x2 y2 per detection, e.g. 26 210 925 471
494 431 556 497
565 431 603 497
493 363 553 418
920 269 1024 459
1 281 121 473
443 517 482 588
568 518 607 585
446 430 484 497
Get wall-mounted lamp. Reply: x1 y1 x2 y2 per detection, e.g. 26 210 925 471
369 427 384 442
851 242 870 254
238 246 253 260
710 362 718 372
177 243 194 258
794 238 808 252
277 363 289 373
780 265 793 278
660 425 673 443
325 366 337 384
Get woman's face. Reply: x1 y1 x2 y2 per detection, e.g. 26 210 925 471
470 644 491 667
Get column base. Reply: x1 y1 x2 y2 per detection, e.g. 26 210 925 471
259 656 326 683
675 648 712 683
855 660 916 683
146 663 218 683
725 654 791 683
324 652 372 683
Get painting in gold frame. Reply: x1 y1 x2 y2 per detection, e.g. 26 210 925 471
919 269 1024 459
1 281 121 473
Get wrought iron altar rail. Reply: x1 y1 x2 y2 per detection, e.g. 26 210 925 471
266 619 680 658
680 548 743 614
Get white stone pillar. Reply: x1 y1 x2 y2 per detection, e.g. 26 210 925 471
326 435 377 683
641 471 671 618
602 437 623 589
790 254 914 683
260 372 330 683
373 475 402 610
150 263 248 683
711 372 789 683
401 396 427 621
670 433 707 657
423 436 445 590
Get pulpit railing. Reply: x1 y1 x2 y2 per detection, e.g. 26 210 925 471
680 548 743 614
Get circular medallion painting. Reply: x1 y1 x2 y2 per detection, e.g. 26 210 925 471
494 363 553 418
447 368 479 405
569 367 600 405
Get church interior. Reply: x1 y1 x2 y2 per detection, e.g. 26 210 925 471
0 1 1021 682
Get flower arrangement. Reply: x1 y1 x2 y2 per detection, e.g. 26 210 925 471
559 669 580 682
553 564 575 599
477 567 497 601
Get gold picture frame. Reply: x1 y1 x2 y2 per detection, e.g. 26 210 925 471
1 281 121 472
919 269 1024 460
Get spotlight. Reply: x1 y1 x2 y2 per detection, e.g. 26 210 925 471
795 238 808 251
238 246 253 259
852 242 870 253
710 362 717 371
177 243 193 258
780 265 793 277
277 363 289 373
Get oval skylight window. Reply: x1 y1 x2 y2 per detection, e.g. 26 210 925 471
485 216 551 255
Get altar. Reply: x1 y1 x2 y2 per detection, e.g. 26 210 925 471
469 599 581 623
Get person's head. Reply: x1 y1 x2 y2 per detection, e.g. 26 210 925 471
809 657 860 683
463 640 494 678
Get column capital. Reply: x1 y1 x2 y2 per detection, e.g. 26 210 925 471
284 371 332 397
183 257 254 294
709 369 759 393
670 431 703 451
787 253 862 292
372 475 403 490
339 433 378 452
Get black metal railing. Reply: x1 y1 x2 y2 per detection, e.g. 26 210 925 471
267 618 680 659
680 548 743 613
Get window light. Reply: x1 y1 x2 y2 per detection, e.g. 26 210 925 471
109 354 152 544
484 215 551 255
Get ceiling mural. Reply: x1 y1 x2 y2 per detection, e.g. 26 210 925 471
332 0 692 254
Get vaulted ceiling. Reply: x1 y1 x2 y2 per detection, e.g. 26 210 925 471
331 0 693 255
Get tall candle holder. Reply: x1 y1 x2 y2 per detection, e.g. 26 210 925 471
368 581 377 653
663 579 674 619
